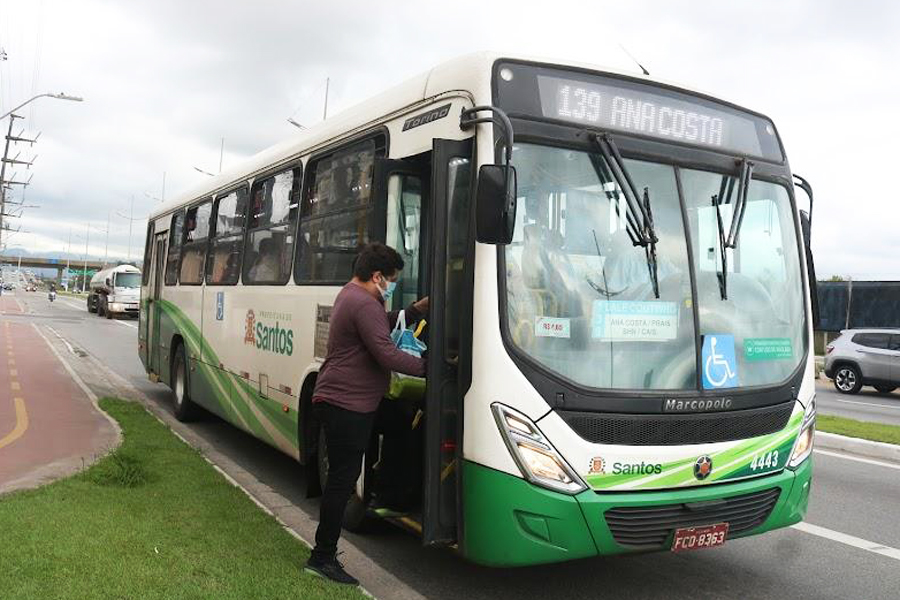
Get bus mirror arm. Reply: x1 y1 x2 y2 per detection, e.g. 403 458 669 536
460 106 519 245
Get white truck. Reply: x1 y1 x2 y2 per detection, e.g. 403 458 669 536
88 264 141 318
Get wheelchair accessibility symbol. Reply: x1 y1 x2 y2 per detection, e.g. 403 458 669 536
702 334 739 389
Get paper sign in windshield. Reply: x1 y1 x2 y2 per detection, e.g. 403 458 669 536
535 317 571 338
592 301 678 341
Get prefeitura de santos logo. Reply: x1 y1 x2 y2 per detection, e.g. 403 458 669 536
244 309 293 356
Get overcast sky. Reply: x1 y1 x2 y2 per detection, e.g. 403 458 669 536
0 0 896 278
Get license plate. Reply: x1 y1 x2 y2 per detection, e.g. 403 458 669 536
671 523 729 552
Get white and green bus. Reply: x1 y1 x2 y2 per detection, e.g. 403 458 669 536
139 52 817 566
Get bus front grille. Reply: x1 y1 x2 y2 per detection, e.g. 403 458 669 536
604 487 781 550
558 401 794 446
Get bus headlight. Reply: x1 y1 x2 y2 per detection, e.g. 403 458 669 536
788 396 816 469
491 403 587 495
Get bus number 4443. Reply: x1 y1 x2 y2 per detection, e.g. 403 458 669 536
750 450 779 471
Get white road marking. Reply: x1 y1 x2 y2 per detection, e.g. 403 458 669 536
45 325 80 356
825 398 900 411
115 320 137 329
813 449 900 471
792 521 900 561
60 300 85 311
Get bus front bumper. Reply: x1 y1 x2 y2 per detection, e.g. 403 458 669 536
461 457 812 567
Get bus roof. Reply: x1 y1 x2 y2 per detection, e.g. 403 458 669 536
149 51 761 221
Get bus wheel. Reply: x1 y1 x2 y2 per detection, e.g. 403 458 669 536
172 344 199 422
317 423 372 532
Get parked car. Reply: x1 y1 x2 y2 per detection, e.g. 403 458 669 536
824 328 900 394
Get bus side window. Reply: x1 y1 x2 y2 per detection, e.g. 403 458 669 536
244 166 301 285
180 201 212 285
296 135 386 284
164 211 185 285
207 186 248 285
385 173 422 309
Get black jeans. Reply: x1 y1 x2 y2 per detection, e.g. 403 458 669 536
311 401 376 561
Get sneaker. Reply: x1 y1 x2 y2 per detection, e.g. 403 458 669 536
304 553 359 586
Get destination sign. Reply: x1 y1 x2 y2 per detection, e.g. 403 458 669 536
536 74 772 158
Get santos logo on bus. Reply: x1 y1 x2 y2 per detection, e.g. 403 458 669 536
244 309 294 356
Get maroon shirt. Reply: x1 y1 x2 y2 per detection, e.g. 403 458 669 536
313 282 426 413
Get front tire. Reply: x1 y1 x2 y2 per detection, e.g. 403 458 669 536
317 423 372 532
87 295 97 313
172 344 199 421
833 365 863 394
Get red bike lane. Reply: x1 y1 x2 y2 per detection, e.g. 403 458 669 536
0 301 119 493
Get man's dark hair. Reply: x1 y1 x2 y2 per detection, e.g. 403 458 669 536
353 242 404 281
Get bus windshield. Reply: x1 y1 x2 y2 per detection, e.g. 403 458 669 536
115 272 141 288
504 143 806 391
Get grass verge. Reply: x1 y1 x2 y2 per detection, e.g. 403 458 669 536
0 398 363 600
817 414 900 445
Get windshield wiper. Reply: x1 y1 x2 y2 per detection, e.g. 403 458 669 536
588 133 660 298
712 159 754 300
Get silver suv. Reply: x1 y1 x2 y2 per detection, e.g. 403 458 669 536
824 328 900 394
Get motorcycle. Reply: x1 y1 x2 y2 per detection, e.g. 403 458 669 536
48 290 57 302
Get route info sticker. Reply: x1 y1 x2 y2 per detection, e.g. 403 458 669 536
591 300 678 342
701 334 739 389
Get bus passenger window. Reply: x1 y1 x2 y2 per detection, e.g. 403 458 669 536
296 135 386 284
207 187 248 285
244 166 301 285
180 201 212 285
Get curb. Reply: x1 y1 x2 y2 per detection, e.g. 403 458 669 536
816 431 900 463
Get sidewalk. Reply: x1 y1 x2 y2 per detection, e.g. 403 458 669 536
0 298 120 494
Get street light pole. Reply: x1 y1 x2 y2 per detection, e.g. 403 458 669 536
104 210 110 267
65 227 72 291
0 92 83 260
116 195 140 262
127 195 134 261
0 92 83 122
82 222 90 293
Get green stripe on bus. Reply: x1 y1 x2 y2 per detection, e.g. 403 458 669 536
157 300 297 450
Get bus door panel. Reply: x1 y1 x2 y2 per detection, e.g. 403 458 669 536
148 233 168 377
374 158 429 308
423 138 474 546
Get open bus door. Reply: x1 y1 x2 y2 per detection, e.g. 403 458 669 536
422 138 474 546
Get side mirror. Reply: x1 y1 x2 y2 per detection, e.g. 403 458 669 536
475 165 517 245
799 210 820 329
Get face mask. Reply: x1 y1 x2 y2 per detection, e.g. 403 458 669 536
379 278 397 301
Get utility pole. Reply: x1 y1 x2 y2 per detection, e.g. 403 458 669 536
0 115 22 258
323 77 330 120
219 138 224 173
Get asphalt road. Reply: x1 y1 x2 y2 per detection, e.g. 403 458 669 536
815 379 900 427
11 289 900 600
